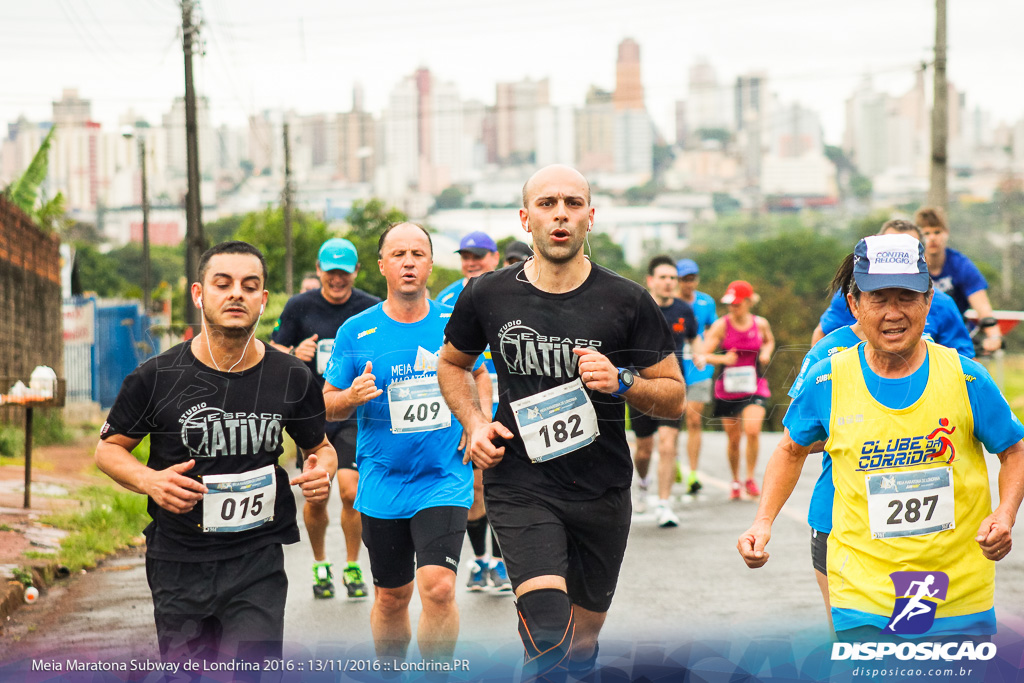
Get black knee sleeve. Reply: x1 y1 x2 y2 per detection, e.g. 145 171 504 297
466 517 488 556
516 589 574 682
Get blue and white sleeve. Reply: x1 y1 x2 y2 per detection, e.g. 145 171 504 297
782 359 832 446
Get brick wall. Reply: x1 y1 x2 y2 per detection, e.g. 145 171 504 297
0 195 63 424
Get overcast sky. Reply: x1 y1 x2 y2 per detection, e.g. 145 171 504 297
3 0 1022 145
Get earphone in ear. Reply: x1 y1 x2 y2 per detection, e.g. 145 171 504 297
259 304 265 315
198 296 203 308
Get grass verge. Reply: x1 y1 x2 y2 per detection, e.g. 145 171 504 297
27 485 149 573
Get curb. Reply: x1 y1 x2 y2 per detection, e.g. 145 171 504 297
0 562 68 624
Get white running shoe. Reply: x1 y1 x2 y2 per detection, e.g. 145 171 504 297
656 501 679 528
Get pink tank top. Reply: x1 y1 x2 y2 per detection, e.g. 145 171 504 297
714 316 770 400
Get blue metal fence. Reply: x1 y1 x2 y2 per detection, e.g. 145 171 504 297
93 304 157 409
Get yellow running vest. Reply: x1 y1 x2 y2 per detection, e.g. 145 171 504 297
825 341 993 620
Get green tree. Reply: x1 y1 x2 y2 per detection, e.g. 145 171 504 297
3 125 72 234
106 243 184 294
624 181 657 205
5 126 55 214
205 213 247 245
233 208 333 293
696 128 731 145
587 232 639 281
850 174 873 200
434 186 466 210
652 143 675 179
72 243 129 296
688 231 851 429
712 192 742 215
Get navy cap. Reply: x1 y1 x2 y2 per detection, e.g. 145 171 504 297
853 234 930 293
504 240 533 262
676 259 699 277
457 231 498 256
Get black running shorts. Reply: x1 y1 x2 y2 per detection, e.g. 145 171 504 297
484 484 631 613
146 543 287 663
361 506 468 589
630 410 682 438
712 394 768 419
810 527 828 575
326 420 358 471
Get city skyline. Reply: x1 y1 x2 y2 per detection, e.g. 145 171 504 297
4 0 1024 145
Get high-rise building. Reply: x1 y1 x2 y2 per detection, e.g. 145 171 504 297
535 105 576 168
675 100 688 148
377 68 465 201
495 78 549 164
163 96 215 178
614 38 644 111
338 114 376 184
248 111 276 176
576 87 615 174
734 73 768 132
843 77 890 177
768 103 822 158
52 88 92 128
687 59 728 136
614 109 653 176
608 38 652 178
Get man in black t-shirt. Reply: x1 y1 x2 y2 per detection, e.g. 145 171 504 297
632 255 702 528
269 238 380 600
438 165 686 682
96 241 337 664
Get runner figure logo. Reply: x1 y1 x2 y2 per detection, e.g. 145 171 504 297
884 571 949 635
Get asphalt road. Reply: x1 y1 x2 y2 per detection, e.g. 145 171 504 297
3 429 1024 681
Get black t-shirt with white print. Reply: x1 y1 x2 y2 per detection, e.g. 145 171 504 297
444 262 676 499
100 342 326 562
270 287 380 385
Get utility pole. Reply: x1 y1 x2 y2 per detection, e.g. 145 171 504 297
182 0 205 332
283 121 294 296
927 0 948 209
139 136 151 316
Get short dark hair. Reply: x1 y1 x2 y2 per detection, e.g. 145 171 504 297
879 219 922 240
647 255 677 276
301 271 319 281
377 222 433 258
198 241 268 285
914 207 948 232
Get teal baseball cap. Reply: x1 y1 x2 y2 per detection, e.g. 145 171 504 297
318 238 359 273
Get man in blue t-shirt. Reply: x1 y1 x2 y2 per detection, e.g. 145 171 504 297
270 238 380 601
322 222 486 664
632 255 700 527
676 258 716 497
916 206 1002 354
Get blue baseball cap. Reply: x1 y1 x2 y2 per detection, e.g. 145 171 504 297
318 238 359 273
853 234 929 293
676 259 699 277
457 231 498 256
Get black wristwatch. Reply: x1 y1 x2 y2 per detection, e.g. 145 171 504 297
614 367 635 397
